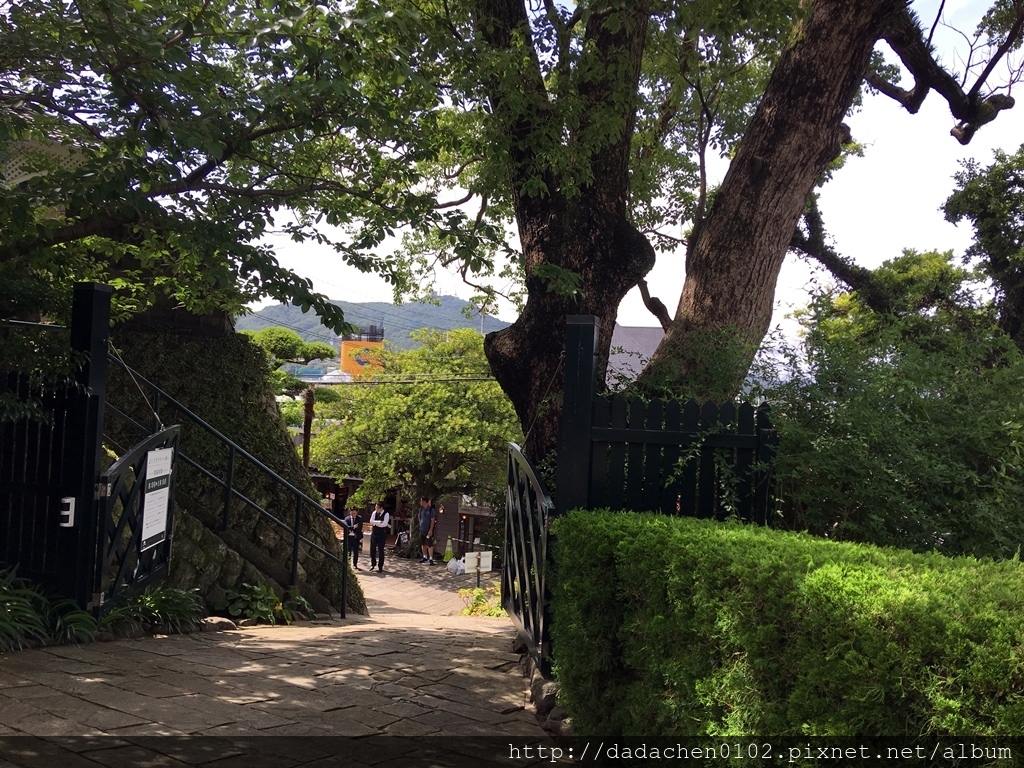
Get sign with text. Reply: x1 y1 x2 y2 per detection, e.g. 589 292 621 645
140 448 173 551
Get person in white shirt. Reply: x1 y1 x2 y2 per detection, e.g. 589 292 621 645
368 502 390 573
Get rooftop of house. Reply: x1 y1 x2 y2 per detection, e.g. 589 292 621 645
608 324 663 385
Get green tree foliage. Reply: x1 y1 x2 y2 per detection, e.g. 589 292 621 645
242 326 335 396
383 0 1022 461
944 144 1024 349
757 251 1024 559
243 327 335 368
0 0 442 327
309 328 521 504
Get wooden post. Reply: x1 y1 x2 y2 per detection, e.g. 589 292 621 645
64 282 112 609
754 404 778 525
556 316 598 512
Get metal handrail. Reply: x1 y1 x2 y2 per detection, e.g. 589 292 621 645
105 354 347 618
0 319 67 330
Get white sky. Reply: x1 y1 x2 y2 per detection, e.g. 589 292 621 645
260 0 1024 333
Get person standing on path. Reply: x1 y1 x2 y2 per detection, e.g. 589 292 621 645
418 496 438 565
343 508 364 570
369 501 390 572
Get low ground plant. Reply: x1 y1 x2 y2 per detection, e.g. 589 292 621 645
458 586 505 617
1 567 204 652
218 582 312 625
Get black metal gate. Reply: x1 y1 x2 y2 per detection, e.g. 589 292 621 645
503 442 555 676
1 284 112 609
96 426 180 609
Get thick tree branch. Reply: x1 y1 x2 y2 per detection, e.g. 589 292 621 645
0 211 141 262
637 278 671 330
790 231 893 313
877 3 1021 144
472 0 554 206
575 2 651 206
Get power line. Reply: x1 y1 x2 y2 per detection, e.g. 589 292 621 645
329 376 497 386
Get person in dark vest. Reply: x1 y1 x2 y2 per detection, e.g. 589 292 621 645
369 501 390 573
343 508 364 569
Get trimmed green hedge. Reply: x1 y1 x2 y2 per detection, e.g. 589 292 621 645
551 510 1024 739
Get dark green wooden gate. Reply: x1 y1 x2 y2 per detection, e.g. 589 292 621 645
504 316 779 676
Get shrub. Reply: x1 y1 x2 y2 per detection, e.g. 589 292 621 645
551 510 1024 740
458 586 505 617
218 583 310 625
752 254 1024 559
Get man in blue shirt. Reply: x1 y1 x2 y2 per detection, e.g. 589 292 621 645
418 496 438 565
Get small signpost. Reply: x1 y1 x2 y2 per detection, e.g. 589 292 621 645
141 448 174 551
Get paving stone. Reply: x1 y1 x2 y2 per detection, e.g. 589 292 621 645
382 718 441 737
69 744 193 768
81 708 152 731
379 701 432 719
5 715 103 737
40 736 133 753
102 724 190 736
0 553 554 759
0 737 113 768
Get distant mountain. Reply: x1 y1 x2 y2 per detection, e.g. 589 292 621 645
235 295 511 351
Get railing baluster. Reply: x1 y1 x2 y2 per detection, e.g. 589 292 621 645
291 494 302 587
223 445 235 531
152 391 161 433
340 536 347 620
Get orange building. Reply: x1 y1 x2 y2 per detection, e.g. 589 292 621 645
339 325 384 377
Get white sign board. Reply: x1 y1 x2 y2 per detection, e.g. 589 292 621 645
470 550 493 572
140 448 173 551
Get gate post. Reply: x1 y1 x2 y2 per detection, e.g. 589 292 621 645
61 283 112 609
556 316 598 512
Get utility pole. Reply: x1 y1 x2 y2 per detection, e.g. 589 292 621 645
302 385 315 470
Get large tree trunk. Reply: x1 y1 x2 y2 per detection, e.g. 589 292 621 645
638 0 899 399
477 0 654 463
485 208 655 462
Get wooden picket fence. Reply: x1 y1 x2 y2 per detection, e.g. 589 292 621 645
585 395 775 521
556 316 777 521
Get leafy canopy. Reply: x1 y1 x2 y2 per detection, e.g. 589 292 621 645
382 0 803 308
0 0 443 326
309 328 521 504
756 250 1024 559
243 326 336 396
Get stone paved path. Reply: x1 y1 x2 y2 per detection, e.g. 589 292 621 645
0 550 565 767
